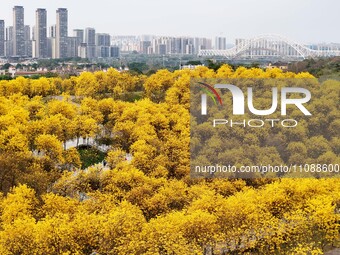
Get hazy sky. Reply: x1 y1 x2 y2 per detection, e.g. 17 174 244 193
0 0 339 43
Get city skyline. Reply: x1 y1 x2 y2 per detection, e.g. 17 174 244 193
0 0 339 44
1 3 340 60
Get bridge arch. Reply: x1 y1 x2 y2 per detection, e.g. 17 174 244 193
199 34 340 59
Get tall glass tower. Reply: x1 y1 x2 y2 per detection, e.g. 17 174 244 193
35 8 47 58
13 6 25 56
56 8 68 59
0 20 4 56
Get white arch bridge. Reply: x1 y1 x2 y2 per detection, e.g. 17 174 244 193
199 34 340 59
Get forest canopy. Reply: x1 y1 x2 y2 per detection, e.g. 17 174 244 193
0 65 338 254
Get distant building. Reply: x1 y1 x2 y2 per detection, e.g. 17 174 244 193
215 37 227 50
96 33 111 58
86 45 96 59
49 25 56 38
56 8 68 59
266 63 288 70
181 64 204 70
157 44 166 55
47 25 56 58
193 37 212 53
185 44 194 54
73 29 84 56
110 46 120 58
32 25 35 41
147 46 153 55
35 8 47 58
5 26 13 56
85 28 95 46
0 20 4 56
73 29 84 43
140 41 151 54
307 43 340 52
85 28 96 58
47 37 55 58
78 42 87 58
111 35 139 52
67 37 77 58
97 46 110 58
96 33 110 46
24 25 32 57
13 6 25 56
146 36 212 55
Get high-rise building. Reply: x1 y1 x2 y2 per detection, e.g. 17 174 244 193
47 25 56 58
95 33 111 58
73 29 84 46
49 25 56 38
215 37 227 50
97 46 110 58
32 25 35 40
157 44 167 55
24 25 32 57
78 43 87 59
86 45 96 59
35 8 47 58
67 37 77 58
5 26 13 57
73 29 84 57
6 27 13 41
0 20 4 56
56 8 68 59
13 6 25 56
85 28 95 46
193 37 212 54
185 44 194 55
47 37 56 58
140 41 151 54
110 46 120 58
96 33 110 46
85 28 96 58
174 38 183 54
